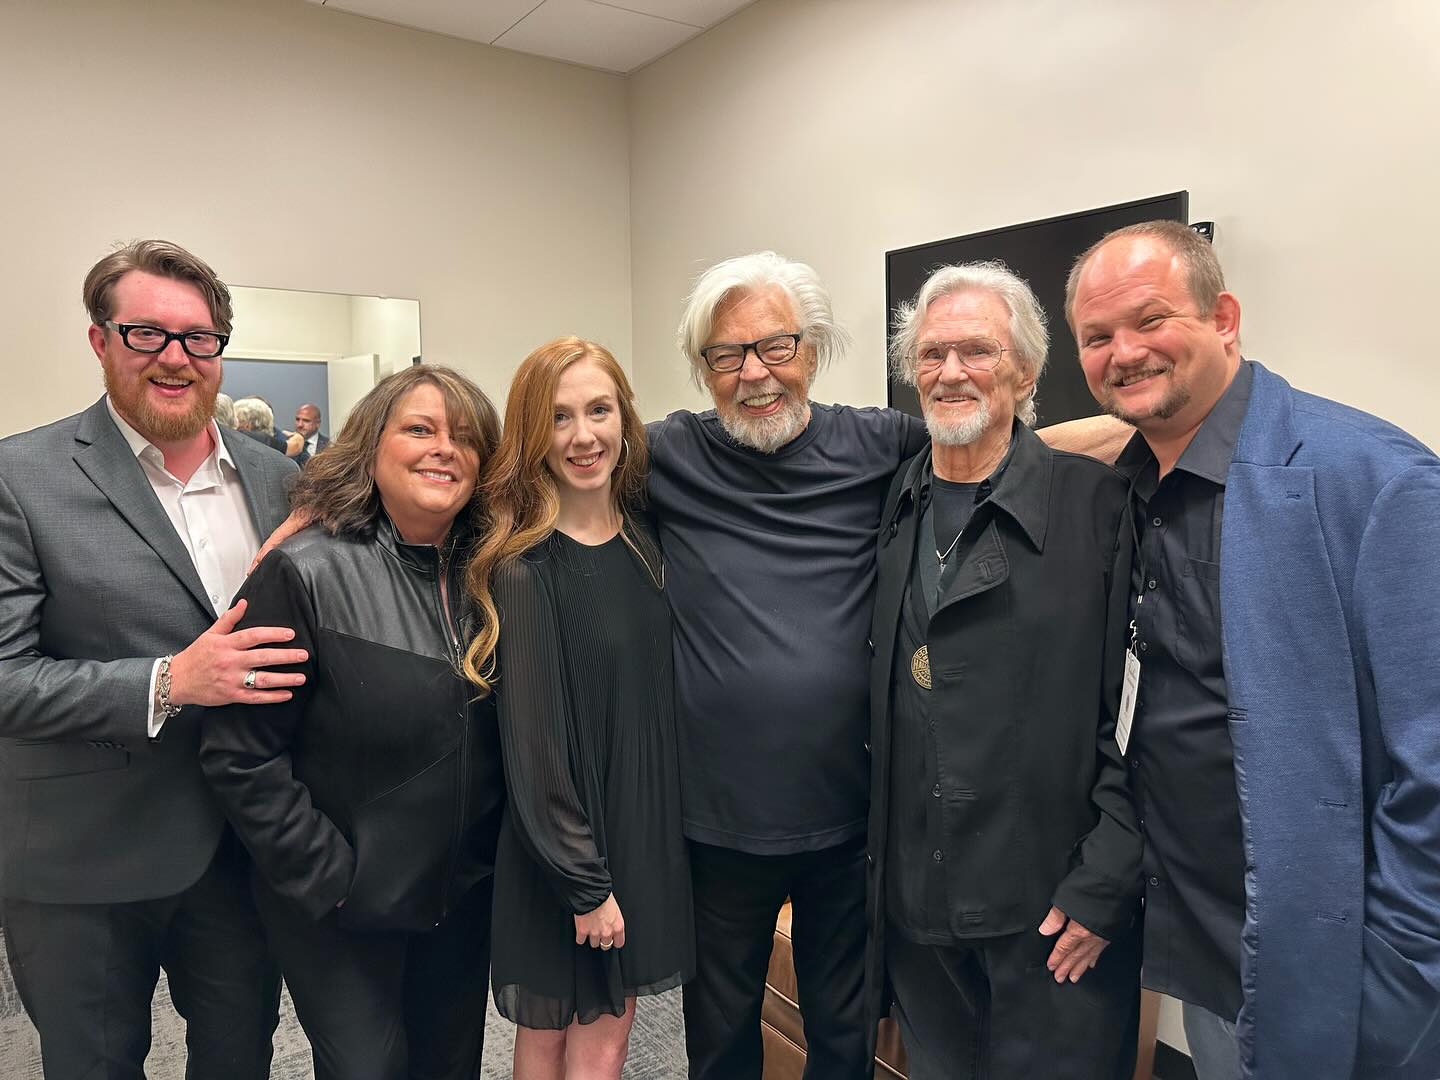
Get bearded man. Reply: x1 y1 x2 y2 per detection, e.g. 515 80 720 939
863 261 1141 1079
0 240 305 1078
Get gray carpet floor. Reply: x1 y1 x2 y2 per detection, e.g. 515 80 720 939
0 934 688 1078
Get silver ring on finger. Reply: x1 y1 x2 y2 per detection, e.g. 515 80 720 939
600 939 614 950
243 670 258 690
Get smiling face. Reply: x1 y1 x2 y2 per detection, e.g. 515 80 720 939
1071 236 1240 440
702 285 814 453
372 382 480 545
89 270 222 445
915 289 1033 448
546 358 623 500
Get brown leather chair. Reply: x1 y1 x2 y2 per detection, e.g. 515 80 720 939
761 901 907 1080
760 901 1162 1080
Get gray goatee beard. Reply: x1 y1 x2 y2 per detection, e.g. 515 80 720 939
925 393 991 446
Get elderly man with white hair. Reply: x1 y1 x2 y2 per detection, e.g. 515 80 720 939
648 251 1126 1079
862 261 1142 1079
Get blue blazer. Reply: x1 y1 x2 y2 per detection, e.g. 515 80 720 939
1221 363 1440 1077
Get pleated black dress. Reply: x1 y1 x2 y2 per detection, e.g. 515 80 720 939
489 525 694 1028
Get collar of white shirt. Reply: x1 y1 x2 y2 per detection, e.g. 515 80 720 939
105 397 236 484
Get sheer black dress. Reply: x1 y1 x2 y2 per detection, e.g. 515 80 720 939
489 525 693 1028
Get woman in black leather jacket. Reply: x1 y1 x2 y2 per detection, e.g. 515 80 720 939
201 365 504 1080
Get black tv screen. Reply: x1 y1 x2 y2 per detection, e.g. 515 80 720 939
885 191 1189 425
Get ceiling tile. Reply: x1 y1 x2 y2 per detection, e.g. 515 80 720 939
317 0 544 44
592 0 755 28
498 0 699 73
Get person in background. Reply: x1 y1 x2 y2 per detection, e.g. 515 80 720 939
0 238 301 1078
233 396 293 456
286 402 328 464
200 365 506 1080
465 337 692 1080
866 261 1140 1079
214 391 237 428
1067 219 1440 1079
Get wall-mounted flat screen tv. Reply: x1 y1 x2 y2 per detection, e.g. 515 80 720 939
885 191 1189 425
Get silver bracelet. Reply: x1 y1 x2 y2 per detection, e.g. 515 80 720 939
156 654 182 722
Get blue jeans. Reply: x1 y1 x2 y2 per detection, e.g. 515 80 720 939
1182 1001 1240 1080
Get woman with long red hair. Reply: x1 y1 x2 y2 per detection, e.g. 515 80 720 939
464 337 692 1079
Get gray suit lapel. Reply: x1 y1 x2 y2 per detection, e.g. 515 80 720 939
220 427 288 536
72 400 215 618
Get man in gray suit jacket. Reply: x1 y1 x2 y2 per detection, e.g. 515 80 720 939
0 240 308 1078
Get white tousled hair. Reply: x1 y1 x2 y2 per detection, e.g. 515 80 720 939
675 251 851 388
888 261 1049 427
233 396 276 435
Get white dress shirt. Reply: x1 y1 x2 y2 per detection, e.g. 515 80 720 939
106 400 262 735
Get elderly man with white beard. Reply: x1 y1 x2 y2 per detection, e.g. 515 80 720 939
859 261 1142 1079
646 252 1133 1079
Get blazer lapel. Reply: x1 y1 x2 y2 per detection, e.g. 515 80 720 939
72 399 215 617
220 427 288 535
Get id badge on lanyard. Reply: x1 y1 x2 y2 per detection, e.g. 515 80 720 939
1117 598 1142 757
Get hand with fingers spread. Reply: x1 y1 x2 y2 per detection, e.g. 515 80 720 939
249 509 313 573
575 894 625 952
1039 905 1110 983
167 599 309 707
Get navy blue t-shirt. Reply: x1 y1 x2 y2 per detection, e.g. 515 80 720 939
647 403 927 854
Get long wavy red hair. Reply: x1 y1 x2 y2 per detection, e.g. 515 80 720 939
462 337 652 692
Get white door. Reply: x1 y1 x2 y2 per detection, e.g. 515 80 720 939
327 353 379 434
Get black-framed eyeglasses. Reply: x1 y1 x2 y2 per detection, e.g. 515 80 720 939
915 337 1006 373
699 332 803 373
102 321 229 360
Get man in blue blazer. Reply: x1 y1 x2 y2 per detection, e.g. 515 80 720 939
1065 219 1440 1079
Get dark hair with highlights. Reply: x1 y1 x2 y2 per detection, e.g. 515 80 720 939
288 365 500 538
83 239 234 335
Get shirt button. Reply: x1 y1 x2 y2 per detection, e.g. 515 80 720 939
1152 516 1163 527
1139 641 1148 652
932 784 941 797
210 593 220 603
1147 578 1157 590
1148 875 1161 887
932 850 944 863
198 538 208 548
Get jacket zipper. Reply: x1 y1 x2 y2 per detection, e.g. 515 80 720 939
434 545 468 925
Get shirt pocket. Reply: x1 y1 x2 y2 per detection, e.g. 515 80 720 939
1175 557 1222 676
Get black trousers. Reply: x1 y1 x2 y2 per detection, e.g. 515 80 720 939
255 874 493 1080
683 835 869 1080
886 921 1141 1080
2 829 280 1080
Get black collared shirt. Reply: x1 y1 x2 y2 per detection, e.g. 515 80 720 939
886 441 1007 942
1114 361 1254 1020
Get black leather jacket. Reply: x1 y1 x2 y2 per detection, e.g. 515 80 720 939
201 518 503 932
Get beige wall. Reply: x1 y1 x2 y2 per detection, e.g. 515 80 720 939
628 0 1440 447
0 0 631 437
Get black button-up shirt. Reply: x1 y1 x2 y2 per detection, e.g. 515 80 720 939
1114 361 1254 1020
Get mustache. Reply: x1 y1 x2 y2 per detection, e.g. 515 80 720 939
1103 363 1171 390
927 386 983 403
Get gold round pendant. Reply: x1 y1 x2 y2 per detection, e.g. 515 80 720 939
910 645 932 689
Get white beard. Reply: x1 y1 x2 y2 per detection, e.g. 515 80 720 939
925 394 991 446
715 379 810 453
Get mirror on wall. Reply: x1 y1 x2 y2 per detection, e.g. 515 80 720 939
222 286 421 440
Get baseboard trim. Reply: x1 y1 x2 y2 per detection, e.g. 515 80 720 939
1154 1041 1198 1080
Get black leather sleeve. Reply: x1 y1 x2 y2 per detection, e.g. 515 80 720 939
199 550 355 921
